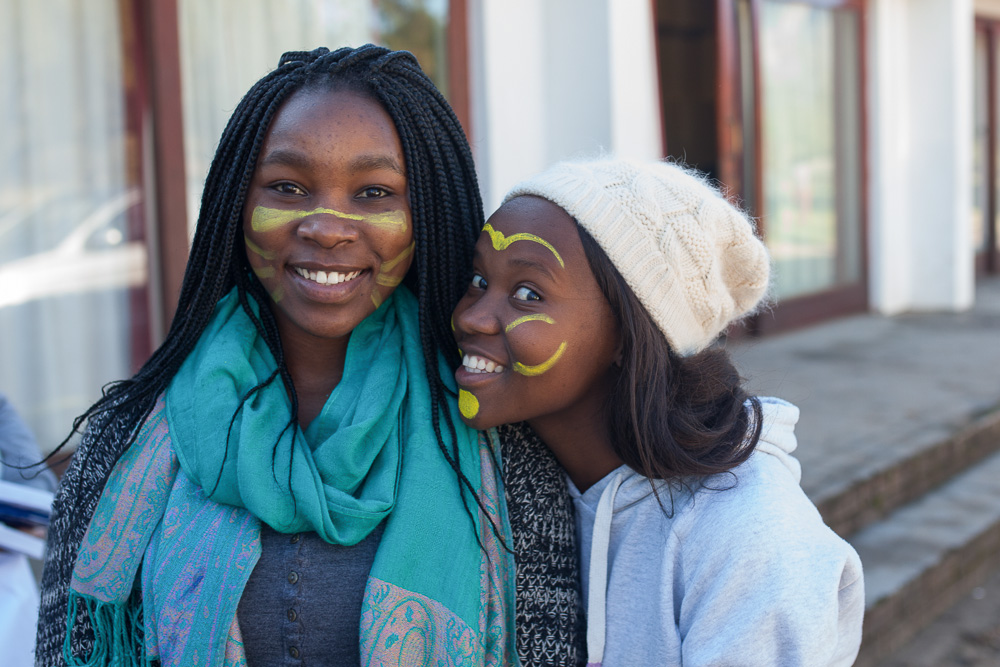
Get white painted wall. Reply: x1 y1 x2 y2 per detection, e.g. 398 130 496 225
468 0 663 212
867 0 975 313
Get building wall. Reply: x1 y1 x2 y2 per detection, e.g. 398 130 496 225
867 0 975 314
468 0 663 211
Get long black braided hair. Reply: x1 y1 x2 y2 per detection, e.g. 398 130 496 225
52 45 495 539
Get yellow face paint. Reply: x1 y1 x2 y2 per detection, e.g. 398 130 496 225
505 313 555 333
253 266 275 280
370 241 415 308
244 235 277 260
270 286 284 303
458 389 480 419
250 206 407 234
482 223 564 268
513 341 567 377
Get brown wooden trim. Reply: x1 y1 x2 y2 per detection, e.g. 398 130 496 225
447 0 472 141
755 284 868 334
135 0 189 332
118 0 152 370
650 0 669 157
716 0 740 200
749 0 764 226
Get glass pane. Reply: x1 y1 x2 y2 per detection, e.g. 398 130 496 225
758 2 863 299
993 33 1000 255
975 30 989 254
178 0 450 235
0 0 142 453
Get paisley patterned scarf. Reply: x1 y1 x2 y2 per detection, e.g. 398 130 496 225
65 288 517 666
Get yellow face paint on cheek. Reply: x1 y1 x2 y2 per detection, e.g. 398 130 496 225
244 235 277 260
251 206 408 234
505 313 556 333
371 241 415 308
458 389 480 419
482 223 565 268
253 266 275 279
513 341 567 376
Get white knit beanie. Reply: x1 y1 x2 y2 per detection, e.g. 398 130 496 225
504 158 770 356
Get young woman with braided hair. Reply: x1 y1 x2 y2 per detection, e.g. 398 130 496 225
35 45 583 666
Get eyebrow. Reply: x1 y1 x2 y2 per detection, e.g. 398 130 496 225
258 148 312 170
507 256 558 280
257 150 405 177
349 154 406 177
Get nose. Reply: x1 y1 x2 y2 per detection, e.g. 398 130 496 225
454 291 503 338
296 208 360 248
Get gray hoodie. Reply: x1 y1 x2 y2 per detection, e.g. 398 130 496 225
570 397 864 666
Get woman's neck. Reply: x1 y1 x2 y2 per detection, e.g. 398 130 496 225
278 323 350 428
527 397 623 493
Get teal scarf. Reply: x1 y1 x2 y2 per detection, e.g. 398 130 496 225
67 288 517 666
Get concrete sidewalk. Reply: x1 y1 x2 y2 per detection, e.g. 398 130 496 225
728 276 1000 510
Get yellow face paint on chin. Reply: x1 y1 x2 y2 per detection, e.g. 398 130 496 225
251 206 408 234
513 341 567 376
482 223 565 268
458 389 480 419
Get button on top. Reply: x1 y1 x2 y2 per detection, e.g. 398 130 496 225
287 608 297 622
287 571 299 584
290 533 300 544
289 646 300 659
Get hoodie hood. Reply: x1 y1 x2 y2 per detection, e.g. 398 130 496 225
752 396 801 482
577 395 801 666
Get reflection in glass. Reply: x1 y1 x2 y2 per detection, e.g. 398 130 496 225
975 30 989 254
0 0 142 453
759 2 862 299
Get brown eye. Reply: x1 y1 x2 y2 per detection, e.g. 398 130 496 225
471 274 487 290
358 186 389 198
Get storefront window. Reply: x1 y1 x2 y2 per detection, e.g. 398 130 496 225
0 0 144 453
758 2 862 300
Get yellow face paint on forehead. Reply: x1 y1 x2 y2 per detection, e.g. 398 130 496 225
251 206 408 234
513 341 567 377
458 389 480 419
482 223 565 268
505 313 555 333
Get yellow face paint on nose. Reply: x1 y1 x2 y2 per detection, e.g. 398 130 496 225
250 206 408 234
458 389 480 419
482 223 564 268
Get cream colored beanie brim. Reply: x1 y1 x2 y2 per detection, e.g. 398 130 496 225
505 159 770 356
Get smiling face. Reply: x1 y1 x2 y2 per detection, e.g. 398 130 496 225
242 87 414 347
452 196 621 432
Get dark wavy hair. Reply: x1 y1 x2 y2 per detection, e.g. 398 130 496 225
576 225 763 496
51 45 492 532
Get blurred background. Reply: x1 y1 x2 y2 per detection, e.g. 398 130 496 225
1 0 998 664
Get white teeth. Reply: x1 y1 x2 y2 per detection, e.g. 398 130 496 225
462 354 504 375
294 267 362 286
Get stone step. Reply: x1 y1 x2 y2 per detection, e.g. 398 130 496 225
817 406 1000 538
849 448 1000 666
